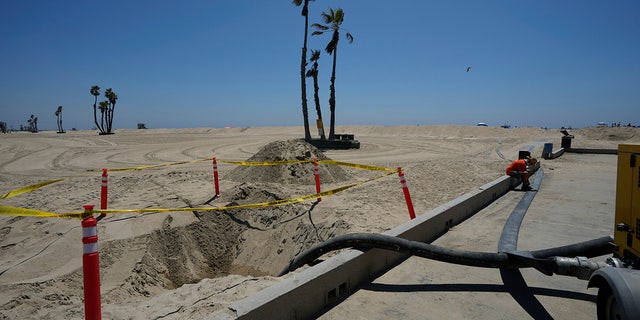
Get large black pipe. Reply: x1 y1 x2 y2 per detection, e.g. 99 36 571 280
278 233 614 276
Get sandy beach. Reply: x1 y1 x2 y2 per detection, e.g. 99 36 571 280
1 125 638 319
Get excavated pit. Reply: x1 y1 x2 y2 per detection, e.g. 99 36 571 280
103 140 354 294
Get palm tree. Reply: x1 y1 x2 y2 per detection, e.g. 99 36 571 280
306 49 326 139
312 7 353 140
27 115 38 133
90 85 104 133
54 106 64 133
104 88 118 134
293 0 312 141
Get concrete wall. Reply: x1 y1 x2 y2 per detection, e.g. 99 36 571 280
210 174 525 320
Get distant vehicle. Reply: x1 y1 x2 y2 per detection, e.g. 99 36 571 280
476 122 488 127
597 122 607 127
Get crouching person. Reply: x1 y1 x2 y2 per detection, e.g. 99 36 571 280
506 157 537 191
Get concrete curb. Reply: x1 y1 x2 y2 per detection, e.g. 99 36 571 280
543 147 565 159
210 174 527 320
566 148 617 155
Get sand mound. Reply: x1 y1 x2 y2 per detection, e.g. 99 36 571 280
104 142 355 298
576 126 640 142
229 140 351 185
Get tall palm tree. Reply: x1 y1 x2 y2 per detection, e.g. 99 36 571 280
104 88 118 134
312 7 353 140
90 85 103 133
55 106 64 133
306 49 326 139
293 0 312 141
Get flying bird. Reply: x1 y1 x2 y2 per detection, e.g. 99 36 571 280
466 66 472 72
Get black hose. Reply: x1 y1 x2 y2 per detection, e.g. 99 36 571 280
279 169 615 277
529 235 615 259
278 233 614 276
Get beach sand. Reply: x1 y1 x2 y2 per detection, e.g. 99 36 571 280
0 125 638 319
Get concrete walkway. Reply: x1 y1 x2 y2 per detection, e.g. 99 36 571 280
318 153 616 319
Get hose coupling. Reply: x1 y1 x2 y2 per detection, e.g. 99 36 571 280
553 256 608 280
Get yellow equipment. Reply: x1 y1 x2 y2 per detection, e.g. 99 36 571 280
613 144 640 266
588 144 640 320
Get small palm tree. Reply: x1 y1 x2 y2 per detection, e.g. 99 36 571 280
90 86 104 133
27 115 38 133
292 0 313 141
306 49 326 139
54 106 64 133
312 7 353 140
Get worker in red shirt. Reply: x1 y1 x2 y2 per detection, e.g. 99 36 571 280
506 157 537 191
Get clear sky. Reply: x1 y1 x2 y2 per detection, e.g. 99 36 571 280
1 0 639 131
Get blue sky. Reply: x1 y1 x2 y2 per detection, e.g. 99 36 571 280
1 0 638 131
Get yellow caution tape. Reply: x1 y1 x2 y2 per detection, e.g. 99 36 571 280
90 158 392 173
0 179 68 201
1 158 213 201
90 181 366 215
319 160 396 173
102 158 211 172
0 205 84 219
0 171 395 219
219 159 312 166
219 158 395 173
0 154 396 217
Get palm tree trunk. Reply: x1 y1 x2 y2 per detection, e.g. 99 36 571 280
107 108 111 133
312 72 326 140
100 110 105 133
301 48 311 140
300 1 311 141
106 108 111 133
110 103 116 133
93 98 102 133
329 46 338 140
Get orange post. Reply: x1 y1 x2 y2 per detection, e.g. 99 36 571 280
314 158 321 202
213 157 220 196
398 166 416 219
82 204 101 320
